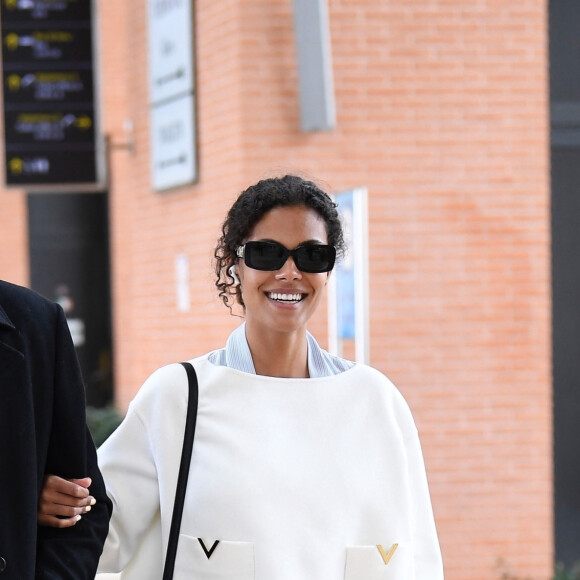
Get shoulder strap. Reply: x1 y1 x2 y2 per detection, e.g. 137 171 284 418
162 362 199 580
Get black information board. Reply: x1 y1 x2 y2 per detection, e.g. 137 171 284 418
0 0 99 187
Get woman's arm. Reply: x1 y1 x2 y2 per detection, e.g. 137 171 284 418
403 427 445 579
39 362 190 574
38 397 163 574
96 402 161 573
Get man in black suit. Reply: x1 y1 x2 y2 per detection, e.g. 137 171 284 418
0 279 111 579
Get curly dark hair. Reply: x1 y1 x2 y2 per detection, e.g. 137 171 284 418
214 174 346 312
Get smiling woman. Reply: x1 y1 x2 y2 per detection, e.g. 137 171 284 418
38 175 444 580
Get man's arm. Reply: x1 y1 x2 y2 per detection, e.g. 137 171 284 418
35 305 112 580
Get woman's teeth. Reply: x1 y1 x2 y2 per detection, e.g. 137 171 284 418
267 292 304 302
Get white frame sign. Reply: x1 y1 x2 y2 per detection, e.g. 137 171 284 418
148 0 194 103
147 0 197 190
151 94 196 191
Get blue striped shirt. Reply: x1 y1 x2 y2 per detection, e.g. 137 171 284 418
208 322 354 377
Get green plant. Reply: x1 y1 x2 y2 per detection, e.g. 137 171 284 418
495 558 533 580
86 405 123 447
496 558 580 580
553 561 580 580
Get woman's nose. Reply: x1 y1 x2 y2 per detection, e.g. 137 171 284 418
274 256 302 280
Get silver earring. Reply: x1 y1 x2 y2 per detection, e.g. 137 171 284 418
228 265 240 286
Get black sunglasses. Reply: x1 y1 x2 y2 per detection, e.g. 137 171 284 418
236 241 336 273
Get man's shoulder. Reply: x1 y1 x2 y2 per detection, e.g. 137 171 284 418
1 279 44 300
0 279 57 329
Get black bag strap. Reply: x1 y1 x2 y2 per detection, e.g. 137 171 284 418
162 361 199 580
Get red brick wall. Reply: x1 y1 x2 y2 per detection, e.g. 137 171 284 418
0 0 552 578
234 3 553 574
0 188 27 284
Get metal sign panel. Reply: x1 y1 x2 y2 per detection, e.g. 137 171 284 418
0 0 101 188
291 0 336 132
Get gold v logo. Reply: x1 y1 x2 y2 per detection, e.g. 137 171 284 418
198 538 220 559
377 543 399 565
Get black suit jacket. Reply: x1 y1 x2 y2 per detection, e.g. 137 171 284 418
0 280 112 579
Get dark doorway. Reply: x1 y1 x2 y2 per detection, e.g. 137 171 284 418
27 192 113 407
550 0 580 568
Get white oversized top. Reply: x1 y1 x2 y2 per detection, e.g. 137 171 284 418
97 354 444 580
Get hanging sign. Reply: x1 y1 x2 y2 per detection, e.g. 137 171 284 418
0 0 102 188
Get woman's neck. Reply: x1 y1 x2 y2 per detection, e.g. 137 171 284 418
245 324 309 378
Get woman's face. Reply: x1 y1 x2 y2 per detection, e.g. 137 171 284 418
237 205 330 337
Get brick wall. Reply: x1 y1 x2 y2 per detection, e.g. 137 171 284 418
0 0 552 578
0 188 27 284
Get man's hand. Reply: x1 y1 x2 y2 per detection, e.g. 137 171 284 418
38 475 97 528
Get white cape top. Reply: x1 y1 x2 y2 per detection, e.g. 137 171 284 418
97 356 444 579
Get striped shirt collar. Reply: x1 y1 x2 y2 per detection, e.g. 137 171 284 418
209 322 353 377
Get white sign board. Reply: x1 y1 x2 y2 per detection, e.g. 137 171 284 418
148 0 194 104
148 0 196 190
175 253 191 312
150 94 196 191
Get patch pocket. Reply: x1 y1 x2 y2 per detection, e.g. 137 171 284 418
174 535 255 579
344 542 414 579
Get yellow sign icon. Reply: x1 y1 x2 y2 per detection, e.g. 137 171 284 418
75 116 92 129
9 157 23 175
4 33 19 51
7 74 21 91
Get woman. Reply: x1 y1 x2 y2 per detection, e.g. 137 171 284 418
40 175 444 579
